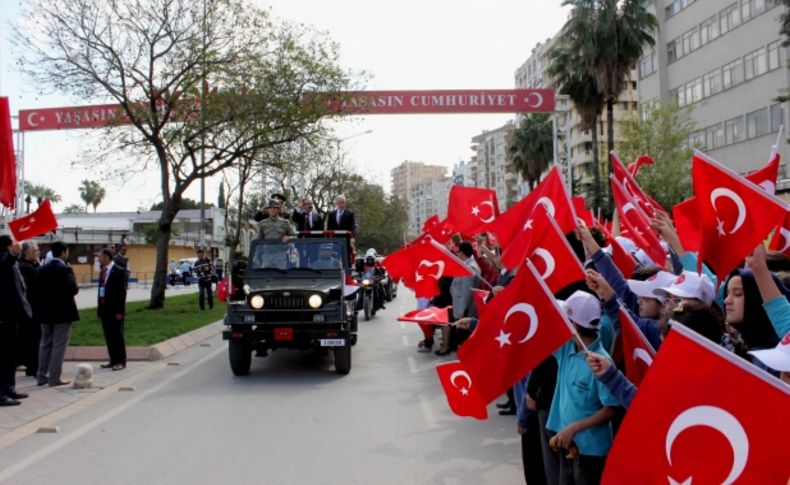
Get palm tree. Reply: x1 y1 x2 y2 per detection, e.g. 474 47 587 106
506 114 554 191
560 0 657 179
23 181 62 203
547 42 605 208
78 179 107 212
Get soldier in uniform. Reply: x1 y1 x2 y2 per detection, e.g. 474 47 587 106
256 199 297 269
254 193 292 222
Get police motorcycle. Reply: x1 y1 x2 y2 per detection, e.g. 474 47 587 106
355 250 386 321
376 256 397 302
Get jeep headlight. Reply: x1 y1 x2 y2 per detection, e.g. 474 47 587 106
250 295 264 309
243 284 252 295
362 279 371 286
308 294 323 309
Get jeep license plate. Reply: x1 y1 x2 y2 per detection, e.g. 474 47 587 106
320 339 345 347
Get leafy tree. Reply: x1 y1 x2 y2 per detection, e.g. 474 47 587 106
150 198 213 211
547 42 605 207
618 101 697 209
78 179 106 212
559 0 657 185
63 204 84 214
16 0 356 308
345 180 408 254
23 181 62 204
506 114 554 191
143 224 179 245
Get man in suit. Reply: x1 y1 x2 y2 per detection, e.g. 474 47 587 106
0 235 32 406
97 248 127 371
17 241 41 377
34 240 80 387
292 197 322 232
326 195 357 236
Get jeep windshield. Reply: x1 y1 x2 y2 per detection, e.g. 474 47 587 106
249 239 348 272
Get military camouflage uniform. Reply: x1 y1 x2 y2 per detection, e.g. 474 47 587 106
258 217 296 240
256 217 296 269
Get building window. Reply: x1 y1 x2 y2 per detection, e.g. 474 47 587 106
685 78 703 104
682 28 700 55
689 130 706 149
771 103 784 132
639 51 657 79
720 2 741 35
768 40 782 70
667 40 678 63
725 116 745 144
700 15 720 45
703 69 723 97
753 0 767 14
746 107 770 138
722 58 744 89
744 47 767 79
741 0 752 22
706 124 725 148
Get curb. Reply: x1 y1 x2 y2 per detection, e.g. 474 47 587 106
64 320 224 362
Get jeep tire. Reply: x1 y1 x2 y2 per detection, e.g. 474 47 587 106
334 342 351 375
229 340 252 376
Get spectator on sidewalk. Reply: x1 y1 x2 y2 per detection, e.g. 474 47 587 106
17 240 41 377
97 249 128 371
34 240 79 387
0 235 32 406
180 259 192 286
214 255 224 282
194 249 214 310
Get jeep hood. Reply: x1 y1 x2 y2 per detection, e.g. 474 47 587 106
243 276 341 294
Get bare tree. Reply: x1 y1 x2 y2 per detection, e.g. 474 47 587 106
16 0 356 308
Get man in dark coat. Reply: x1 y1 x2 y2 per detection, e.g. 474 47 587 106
17 241 41 377
34 241 79 387
0 235 32 406
97 248 127 370
326 195 357 236
292 197 323 232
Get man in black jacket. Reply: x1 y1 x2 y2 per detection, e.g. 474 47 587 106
0 235 32 406
97 249 127 371
17 241 41 377
34 241 79 387
326 195 357 236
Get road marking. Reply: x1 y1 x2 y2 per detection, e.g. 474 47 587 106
418 394 439 429
406 356 419 374
401 335 410 347
399 322 407 330
0 345 226 483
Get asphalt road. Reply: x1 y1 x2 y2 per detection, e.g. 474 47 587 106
0 290 523 485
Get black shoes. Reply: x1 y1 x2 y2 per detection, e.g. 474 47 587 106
8 392 28 399
496 401 514 409
100 363 113 369
498 408 517 416
0 396 21 407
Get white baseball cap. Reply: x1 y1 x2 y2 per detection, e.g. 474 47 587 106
654 271 715 305
627 271 676 303
558 290 601 329
615 236 638 254
633 248 656 268
749 332 790 372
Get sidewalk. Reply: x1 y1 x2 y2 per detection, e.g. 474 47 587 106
75 284 199 309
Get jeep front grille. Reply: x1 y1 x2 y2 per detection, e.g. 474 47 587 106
266 294 306 309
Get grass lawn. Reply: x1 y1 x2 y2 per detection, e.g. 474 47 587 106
70 293 226 347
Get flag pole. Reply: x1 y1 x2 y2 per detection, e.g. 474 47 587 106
774 124 784 149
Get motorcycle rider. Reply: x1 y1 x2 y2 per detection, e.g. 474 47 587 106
362 249 386 311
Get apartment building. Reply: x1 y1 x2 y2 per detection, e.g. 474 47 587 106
469 122 521 208
638 0 787 176
408 177 452 236
389 161 447 200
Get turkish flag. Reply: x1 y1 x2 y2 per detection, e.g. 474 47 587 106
768 210 790 256
0 97 16 209
611 176 667 267
471 288 489 318
422 214 441 233
445 186 499 237
598 223 635 279
573 196 594 227
436 360 488 420
745 145 780 194
672 197 701 252
612 151 666 217
8 199 58 240
397 306 451 325
486 167 577 252
693 151 787 282
627 154 656 178
457 260 575 404
618 307 656 386
602 323 790 484
382 239 473 298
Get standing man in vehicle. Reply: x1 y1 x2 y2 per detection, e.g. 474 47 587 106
326 195 356 237
258 199 296 242
194 249 215 311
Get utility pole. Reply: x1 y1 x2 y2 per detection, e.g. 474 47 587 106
199 0 207 250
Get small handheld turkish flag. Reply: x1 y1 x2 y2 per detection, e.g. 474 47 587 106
745 145 780 194
672 197 701 252
602 323 790 484
444 185 499 237
693 151 787 282
457 259 575 404
612 151 666 218
471 288 490 318
397 306 451 325
618 307 656 386
382 239 473 299
598 223 636 279
611 176 667 267
436 360 488 420
9 199 58 240
768 211 790 256
627 154 656 178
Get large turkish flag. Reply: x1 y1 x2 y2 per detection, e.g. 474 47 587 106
603 323 790 484
444 185 499 238
457 260 574 404
8 199 58 240
693 151 787 282
382 239 473 298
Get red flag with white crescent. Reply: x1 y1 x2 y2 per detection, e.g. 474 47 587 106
381 239 473 298
745 145 780 194
436 360 488 420
672 197 701 253
612 151 666 218
397 306 451 325
471 288 490 318
444 186 499 237
602 324 790 484
0 97 16 209
8 199 58 240
618 307 656 386
768 210 790 256
611 176 667 267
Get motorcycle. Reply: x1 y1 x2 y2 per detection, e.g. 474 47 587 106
380 269 397 302
357 268 384 321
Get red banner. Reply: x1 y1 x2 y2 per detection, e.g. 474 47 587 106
19 104 131 131
18 89 556 131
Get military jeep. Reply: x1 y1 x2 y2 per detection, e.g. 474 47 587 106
223 231 358 375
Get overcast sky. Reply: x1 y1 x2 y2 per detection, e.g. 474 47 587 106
0 0 570 212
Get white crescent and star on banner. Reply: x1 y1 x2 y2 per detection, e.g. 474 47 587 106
632 348 653 367
536 197 555 217
415 260 444 282
449 370 472 396
471 200 496 224
26 112 45 128
777 227 790 253
496 303 539 348
524 92 544 108
710 187 747 236
531 247 555 280
665 405 749 485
